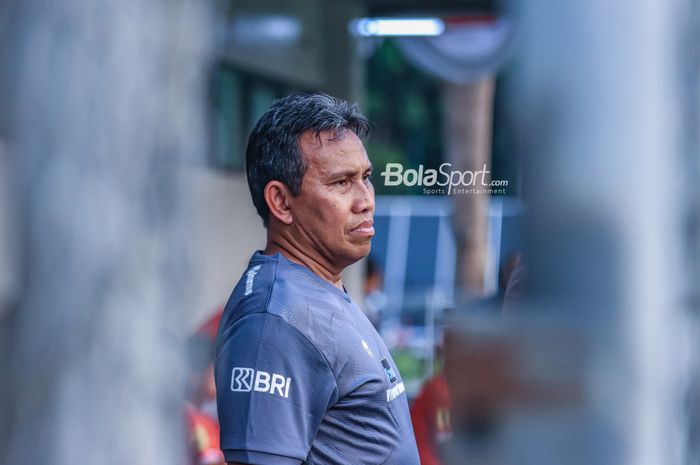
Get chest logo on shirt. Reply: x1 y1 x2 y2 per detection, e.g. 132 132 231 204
361 340 375 359
230 367 292 398
380 357 397 384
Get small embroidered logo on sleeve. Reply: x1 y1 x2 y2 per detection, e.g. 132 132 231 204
244 265 262 296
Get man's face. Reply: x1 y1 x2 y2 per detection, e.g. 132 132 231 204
289 129 375 271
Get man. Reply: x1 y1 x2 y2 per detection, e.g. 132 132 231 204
214 94 420 465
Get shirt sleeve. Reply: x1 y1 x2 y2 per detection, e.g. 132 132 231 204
215 313 338 465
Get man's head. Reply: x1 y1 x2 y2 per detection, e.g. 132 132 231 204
246 93 375 271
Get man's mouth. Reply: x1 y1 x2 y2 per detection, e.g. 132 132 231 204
349 219 375 237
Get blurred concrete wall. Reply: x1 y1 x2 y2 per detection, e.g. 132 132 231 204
178 168 264 324
0 0 211 464
512 1 693 464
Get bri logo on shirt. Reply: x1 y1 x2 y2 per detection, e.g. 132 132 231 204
230 367 292 398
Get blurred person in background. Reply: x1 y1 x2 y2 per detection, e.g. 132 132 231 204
502 257 527 313
412 301 516 465
444 326 517 449
362 257 386 328
214 94 420 465
186 310 225 465
440 302 581 465
498 254 521 303
410 335 452 465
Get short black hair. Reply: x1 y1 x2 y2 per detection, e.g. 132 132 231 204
245 93 370 226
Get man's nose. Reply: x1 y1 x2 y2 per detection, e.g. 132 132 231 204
353 179 375 214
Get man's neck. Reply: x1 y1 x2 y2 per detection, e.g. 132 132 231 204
264 240 344 290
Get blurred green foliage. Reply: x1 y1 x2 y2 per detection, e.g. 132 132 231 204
365 40 444 195
391 348 426 382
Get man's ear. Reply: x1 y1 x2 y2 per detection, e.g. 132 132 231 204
264 181 294 225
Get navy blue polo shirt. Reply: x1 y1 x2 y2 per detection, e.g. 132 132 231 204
215 252 420 465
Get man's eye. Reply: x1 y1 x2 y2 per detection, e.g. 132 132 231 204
336 179 348 186
363 173 373 182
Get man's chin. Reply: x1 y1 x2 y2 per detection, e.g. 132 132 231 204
342 242 372 265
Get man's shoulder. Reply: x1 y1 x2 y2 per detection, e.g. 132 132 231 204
222 253 326 318
219 253 341 349
221 254 279 321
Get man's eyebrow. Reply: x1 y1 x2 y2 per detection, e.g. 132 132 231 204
328 168 360 179
327 164 373 179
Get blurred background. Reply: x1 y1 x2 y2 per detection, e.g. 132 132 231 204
1 0 699 464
